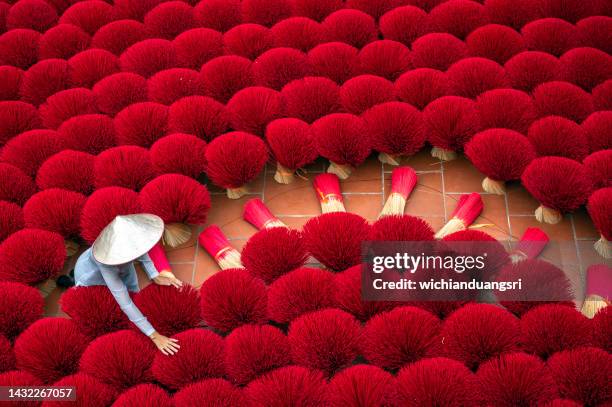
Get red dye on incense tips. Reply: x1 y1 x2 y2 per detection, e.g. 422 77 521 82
265 118 317 183
112 0 161 21
327 364 396 407
321 9 377 48
113 384 171 407
358 40 411 81
271 17 324 51
119 39 177 78
36 150 94 195
428 0 488 40
79 330 156 390
302 212 370 271
60 286 131 338
57 114 115 156
0 335 15 373
511 227 550 262
168 96 229 141
0 282 43 340
1 129 65 178
0 201 23 243
504 51 561 92
90 20 148 56
68 49 119 89
346 0 404 20
311 113 371 178
222 23 273 60
147 69 204 105
548 347 612 406
134 285 201 337
267 267 336 324
446 57 509 99
288 308 361 376
39 88 98 129
536 0 601 23
476 352 559 406
582 111 612 153
339 75 395 115
242 228 308 284
0 66 23 101
363 102 426 165
174 378 247 407
558 47 612 91
200 55 253 104
240 0 292 27
312 173 345 213
224 324 291 385
521 18 578 57
0 228 65 285
152 329 224 390
281 76 341 123
361 306 441 370
59 1 114 35
466 24 525 64
394 68 449 110
587 187 612 259
243 198 285 230
194 0 241 31
252 47 310 90
6 0 57 32
19 59 71 106
577 16 612 54
92 72 148 116
424 96 481 161
198 225 243 269
379 166 418 214
290 0 342 21
592 306 611 352
172 28 223 70
246 366 328 407
465 129 536 195
475 89 537 133
533 81 594 123
395 357 479 406
592 80 612 110
114 102 169 147
409 33 468 71
14 318 88 384
0 163 35 206
23 189 86 240
200 268 268 333
369 215 434 241
521 304 592 359
527 116 589 161
379 6 431 47
205 132 268 198
0 101 41 146
150 133 207 179
144 2 196 40
584 150 611 189
307 42 360 84
93 146 154 191
0 29 41 69
80 187 141 244
522 157 594 224
440 303 520 370
226 86 283 136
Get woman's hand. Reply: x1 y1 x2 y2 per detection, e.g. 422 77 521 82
150 331 180 355
152 271 183 289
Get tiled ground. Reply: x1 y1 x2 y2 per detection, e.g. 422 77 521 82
44 150 607 315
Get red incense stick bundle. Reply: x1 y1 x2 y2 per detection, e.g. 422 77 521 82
243 198 286 229
435 192 483 239
148 242 171 274
510 227 549 263
198 225 243 270
313 173 345 213
379 166 417 218
587 187 611 258
581 264 611 318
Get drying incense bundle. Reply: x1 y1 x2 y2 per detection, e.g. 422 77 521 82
510 227 549 263
313 173 345 213
198 225 243 270
243 198 286 229
147 242 171 274
581 264 611 318
379 166 417 218
587 187 611 258
435 193 483 239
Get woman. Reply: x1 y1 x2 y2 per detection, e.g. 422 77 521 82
74 213 183 355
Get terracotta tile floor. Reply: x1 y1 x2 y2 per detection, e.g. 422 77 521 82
44 151 607 315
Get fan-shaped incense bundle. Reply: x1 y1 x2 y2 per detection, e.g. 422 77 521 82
379 166 417 218
198 225 243 270
435 193 483 239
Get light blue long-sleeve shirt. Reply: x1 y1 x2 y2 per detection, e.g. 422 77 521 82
74 248 159 336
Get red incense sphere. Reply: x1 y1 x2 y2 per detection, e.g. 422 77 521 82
339 74 395 115
576 16 612 54
112 384 170 407
0 66 23 101
44 373 118 407
369 215 435 241
428 0 488 40
193 0 241 31
19 59 71 106
94 146 154 191
59 1 114 35
222 23 273 60
593 80 612 111
172 28 223 70
0 201 23 243
0 282 43 340
6 0 58 32
23 189 86 240
582 111 611 153
2 129 66 178
241 0 292 27
321 9 377 48
150 133 207 179
119 39 177 78
144 1 196 39
0 29 41 69
521 18 578 57
270 17 324 51
475 88 537 133
57 114 115 155
533 81 594 123
0 101 41 146
592 306 611 352
68 49 119 88
527 116 589 161
246 366 328 407
168 95 229 141
346 0 408 20
466 24 525 64
281 76 341 123
379 5 431 46
307 42 360 84
327 364 397 407
39 88 98 129
394 68 449 110
114 102 169 147
446 57 509 99
226 86 283 136
252 47 310 90
36 150 95 195
290 0 342 21
0 335 15 373
200 55 253 103
358 40 411 81
174 378 247 407
410 33 468 71
265 118 318 181
91 20 148 56
504 51 561 92
147 68 204 105
92 72 148 116
0 163 36 206
558 47 612 91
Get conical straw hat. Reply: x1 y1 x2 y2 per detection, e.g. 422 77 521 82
92 214 164 266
